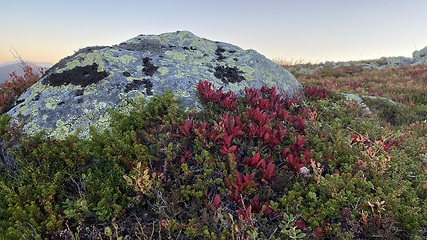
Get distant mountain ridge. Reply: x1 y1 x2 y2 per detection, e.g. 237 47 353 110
0 61 53 84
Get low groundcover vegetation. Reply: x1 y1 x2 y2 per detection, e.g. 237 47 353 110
0 64 426 239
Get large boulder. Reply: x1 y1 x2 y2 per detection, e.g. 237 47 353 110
7 31 302 140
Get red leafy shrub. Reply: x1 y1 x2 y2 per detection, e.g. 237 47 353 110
304 85 329 100
196 80 237 110
0 65 44 113
173 81 315 205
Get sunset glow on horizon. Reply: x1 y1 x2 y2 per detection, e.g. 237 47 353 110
1 0 427 65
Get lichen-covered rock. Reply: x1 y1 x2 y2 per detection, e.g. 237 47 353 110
7 31 302 139
411 46 427 65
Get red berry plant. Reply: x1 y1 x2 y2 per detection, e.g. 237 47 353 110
165 80 327 238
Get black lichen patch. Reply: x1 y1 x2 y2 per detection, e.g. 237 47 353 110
215 47 227 62
57 101 65 106
116 39 167 54
42 63 109 87
32 94 41 101
142 57 159 76
123 71 131 77
214 66 246 84
183 46 197 51
142 79 153 95
75 89 84 96
124 79 153 95
43 46 107 77
124 80 144 93
77 99 84 104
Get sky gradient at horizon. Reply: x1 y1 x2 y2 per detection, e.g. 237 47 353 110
1 0 427 65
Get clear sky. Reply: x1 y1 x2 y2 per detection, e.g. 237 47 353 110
1 0 427 65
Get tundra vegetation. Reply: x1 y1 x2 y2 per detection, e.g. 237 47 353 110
0 62 426 239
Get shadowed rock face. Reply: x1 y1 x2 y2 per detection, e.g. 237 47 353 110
7 31 302 140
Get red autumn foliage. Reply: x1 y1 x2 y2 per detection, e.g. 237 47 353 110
0 65 44 113
231 171 258 193
243 152 263 169
211 194 221 210
259 160 276 183
219 113 246 138
304 86 329 100
249 195 272 215
171 118 195 138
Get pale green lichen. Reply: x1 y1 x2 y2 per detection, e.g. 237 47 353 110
175 90 191 98
29 103 38 116
118 92 127 100
22 118 39 136
45 97 62 110
103 50 136 65
57 51 106 73
243 74 254 81
18 82 48 105
191 65 199 73
58 59 81 73
158 67 169 75
17 105 28 115
239 65 255 74
97 102 107 109
51 124 70 139
165 51 186 61
56 119 64 128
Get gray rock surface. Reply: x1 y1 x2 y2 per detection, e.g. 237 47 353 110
7 31 302 140
343 93 400 115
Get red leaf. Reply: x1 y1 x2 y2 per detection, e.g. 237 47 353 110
228 145 237 152
243 153 262 169
244 87 261 106
294 220 306 230
281 148 290 160
314 227 324 238
249 195 260 213
260 161 276 183
262 202 272 215
212 194 221 210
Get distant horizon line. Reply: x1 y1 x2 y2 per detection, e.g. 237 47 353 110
0 60 54 65
0 50 420 67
